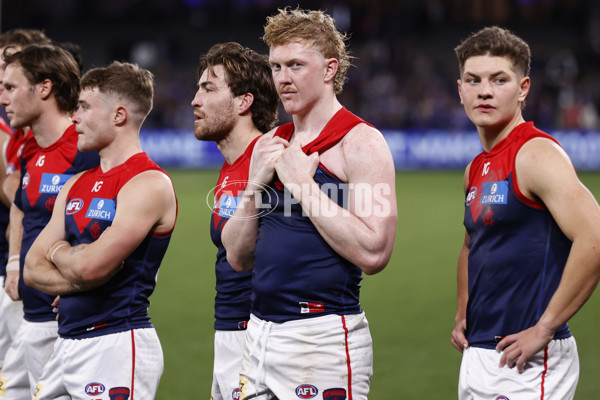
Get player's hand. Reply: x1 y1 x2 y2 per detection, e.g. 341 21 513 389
451 317 469 352
248 136 289 191
496 324 554 373
52 296 60 320
275 141 319 188
5 269 20 301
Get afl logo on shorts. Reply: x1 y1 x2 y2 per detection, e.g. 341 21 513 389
466 186 477 206
231 388 241 399
85 382 105 395
66 198 84 214
295 384 318 399
496 396 510 400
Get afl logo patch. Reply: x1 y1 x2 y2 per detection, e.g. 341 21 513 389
466 186 477 206
496 397 510 400
295 384 318 399
22 172 30 188
66 198 84 215
85 382 105 395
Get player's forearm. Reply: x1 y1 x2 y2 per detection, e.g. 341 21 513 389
537 239 600 334
222 189 261 272
51 242 122 290
8 204 23 259
455 243 469 323
23 250 73 296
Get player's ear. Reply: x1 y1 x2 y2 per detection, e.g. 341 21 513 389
38 78 53 100
238 92 254 115
324 58 338 84
457 79 464 105
114 105 127 126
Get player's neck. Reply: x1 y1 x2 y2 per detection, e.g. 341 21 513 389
478 114 526 152
217 122 261 166
291 97 342 146
30 111 72 148
98 131 142 172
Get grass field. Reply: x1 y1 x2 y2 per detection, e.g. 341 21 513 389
151 169 600 399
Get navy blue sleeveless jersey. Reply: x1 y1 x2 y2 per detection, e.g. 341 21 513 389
252 107 372 322
464 122 572 349
59 152 175 338
14 124 100 322
210 137 259 330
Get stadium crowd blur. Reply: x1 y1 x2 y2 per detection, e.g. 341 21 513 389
4 0 600 132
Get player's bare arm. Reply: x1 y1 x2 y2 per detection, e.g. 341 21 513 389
452 231 470 353
5 203 24 300
275 124 397 275
497 138 600 372
0 133 12 208
49 170 177 291
222 132 288 272
23 175 80 295
3 171 20 205
451 163 472 352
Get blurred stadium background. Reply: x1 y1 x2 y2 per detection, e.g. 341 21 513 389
2 0 600 398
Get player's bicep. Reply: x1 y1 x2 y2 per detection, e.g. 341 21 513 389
93 171 175 263
517 139 600 241
344 126 397 227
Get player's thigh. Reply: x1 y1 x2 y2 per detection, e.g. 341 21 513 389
212 330 245 400
459 338 578 400
61 328 164 400
242 313 373 400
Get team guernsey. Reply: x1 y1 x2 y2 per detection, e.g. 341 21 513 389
463 122 572 349
252 107 372 322
60 152 173 338
14 124 100 322
210 137 258 331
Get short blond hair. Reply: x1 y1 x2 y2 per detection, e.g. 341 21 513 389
263 7 353 94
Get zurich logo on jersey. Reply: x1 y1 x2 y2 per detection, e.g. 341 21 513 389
86 198 116 221
218 195 241 218
480 181 508 205
40 173 72 194
66 198 84 214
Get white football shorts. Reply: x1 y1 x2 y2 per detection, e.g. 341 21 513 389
239 312 373 400
459 336 579 400
32 328 164 400
211 330 246 400
0 319 57 399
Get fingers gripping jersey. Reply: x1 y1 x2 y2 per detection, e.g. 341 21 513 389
253 107 373 322
210 137 259 331
59 152 175 338
14 125 100 322
463 122 572 348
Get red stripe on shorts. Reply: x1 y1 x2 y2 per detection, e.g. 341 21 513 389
341 315 352 400
540 345 549 400
131 330 136 399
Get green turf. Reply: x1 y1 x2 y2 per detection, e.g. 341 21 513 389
151 169 600 399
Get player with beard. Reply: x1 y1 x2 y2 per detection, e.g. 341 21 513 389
191 42 278 400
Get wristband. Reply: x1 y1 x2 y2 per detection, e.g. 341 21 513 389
8 255 19 263
6 260 19 272
49 243 68 264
